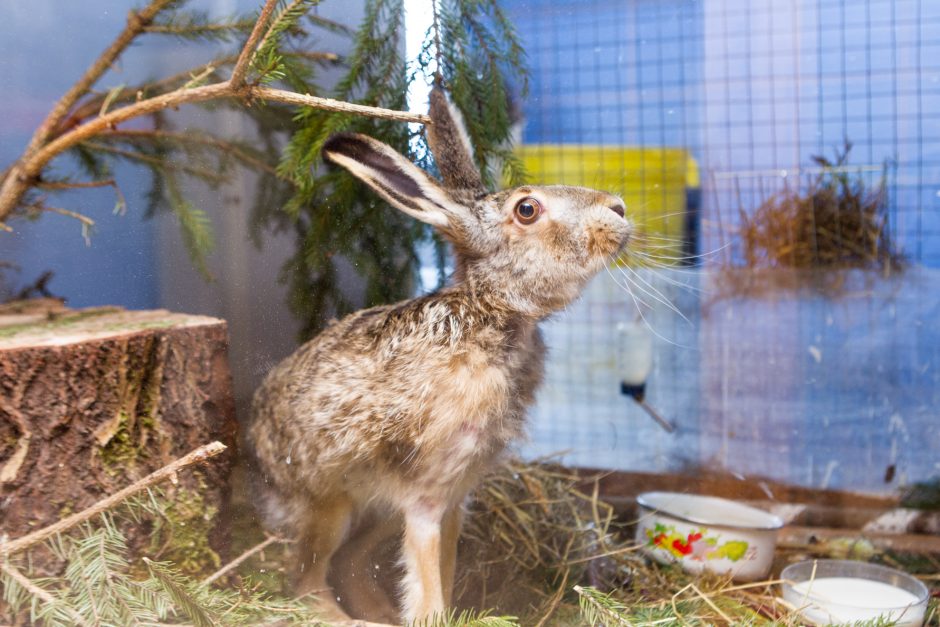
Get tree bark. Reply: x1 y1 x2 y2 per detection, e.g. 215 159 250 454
0 303 237 563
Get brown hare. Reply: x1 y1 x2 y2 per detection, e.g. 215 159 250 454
248 87 631 624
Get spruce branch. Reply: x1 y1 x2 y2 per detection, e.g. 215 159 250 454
251 0 313 73
84 141 230 186
35 178 117 191
200 535 286 587
100 129 283 179
62 57 235 128
0 562 91 627
252 85 428 122
0 0 430 227
230 0 280 89
0 84 428 225
28 204 95 246
412 609 520 627
2 0 526 344
144 13 257 42
0 441 227 558
144 558 221 627
573 585 632 626
1 516 325 626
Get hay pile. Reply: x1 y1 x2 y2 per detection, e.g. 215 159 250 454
720 143 904 297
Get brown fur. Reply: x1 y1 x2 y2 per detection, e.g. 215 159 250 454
426 87 484 193
247 87 631 624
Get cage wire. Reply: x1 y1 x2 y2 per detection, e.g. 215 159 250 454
499 0 940 493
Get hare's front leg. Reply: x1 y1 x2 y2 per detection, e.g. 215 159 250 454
400 504 446 622
440 506 464 607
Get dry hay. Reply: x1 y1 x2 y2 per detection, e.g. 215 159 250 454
452 459 940 626
4 454 938 625
717 143 904 298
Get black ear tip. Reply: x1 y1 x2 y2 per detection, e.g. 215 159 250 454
321 132 361 165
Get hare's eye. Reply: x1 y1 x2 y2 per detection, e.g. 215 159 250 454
514 197 542 225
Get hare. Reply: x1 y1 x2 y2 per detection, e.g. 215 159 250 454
248 87 631 624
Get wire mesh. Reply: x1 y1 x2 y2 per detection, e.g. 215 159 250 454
501 0 940 492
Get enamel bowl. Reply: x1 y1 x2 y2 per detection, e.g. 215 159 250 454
635 491 784 581
780 559 928 626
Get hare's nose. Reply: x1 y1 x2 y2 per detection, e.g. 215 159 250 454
608 202 625 219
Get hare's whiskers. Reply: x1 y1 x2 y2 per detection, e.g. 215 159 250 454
606 266 691 349
617 266 689 324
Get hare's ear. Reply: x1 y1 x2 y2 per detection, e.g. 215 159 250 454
323 133 455 228
426 86 485 193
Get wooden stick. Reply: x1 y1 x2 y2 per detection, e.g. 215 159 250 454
251 86 432 124
0 81 430 223
36 178 117 191
38 205 96 228
230 0 279 89
0 562 91 627
0 441 227 557
201 534 285 586
21 0 176 162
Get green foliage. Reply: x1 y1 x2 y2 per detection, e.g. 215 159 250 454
167 177 215 279
428 0 528 189
145 558 220 627
414 608 520 627
576 584 767 626
0 491 526 627
250 0 322 88
258 0 528 339
144 485 222 577
0 511 322 626
260 0 419 338
574 586 632 626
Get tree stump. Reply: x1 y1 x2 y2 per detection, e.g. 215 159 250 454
0 301 237 571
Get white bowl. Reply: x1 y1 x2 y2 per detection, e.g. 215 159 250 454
635 491 783 581
780 559 928 626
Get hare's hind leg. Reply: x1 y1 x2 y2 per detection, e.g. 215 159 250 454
400 504 446 623
331 511 402 623
296 494 354 622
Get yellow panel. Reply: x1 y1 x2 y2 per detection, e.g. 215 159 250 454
516 145 698 264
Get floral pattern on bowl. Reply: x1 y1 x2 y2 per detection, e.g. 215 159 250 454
635 492 783 581
645 522 754 562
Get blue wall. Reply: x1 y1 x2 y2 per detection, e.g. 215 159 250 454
0 3 164 308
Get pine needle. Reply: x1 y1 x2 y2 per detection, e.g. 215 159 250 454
144 558 221 627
